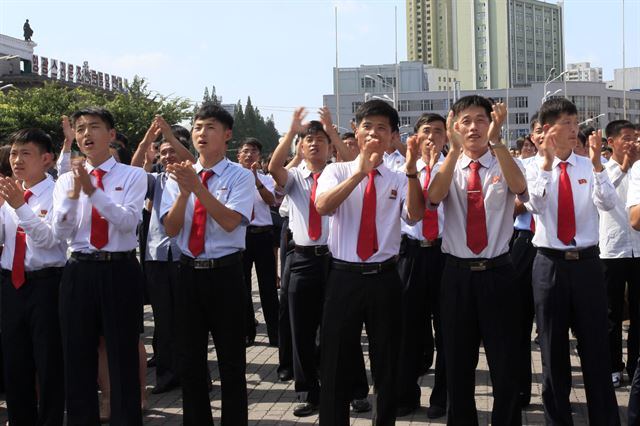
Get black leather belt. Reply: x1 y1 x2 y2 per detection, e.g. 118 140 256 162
446 253 511 272
515 229 533 237
294 245 330 257
247 225 272 234
71 251 137 262
180 252 242 270
1 267 63 281
537 246 599 261
332 258 396 275
402 235 442 249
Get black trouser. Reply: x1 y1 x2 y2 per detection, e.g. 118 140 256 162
395 236 446 410
176 255 247 426
320 261 401 426
602 257 640 377
60 257 143 426
629 355 640 425
533 249 620 426
440 255 521 426
243 229 279 344
289 250 330 404
144 260 179 389
277 222 293 374
1 268 64 426
510 229 537 400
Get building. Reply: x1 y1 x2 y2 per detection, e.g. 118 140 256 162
407 0 564 90
566 62 603 82
607 67 640 91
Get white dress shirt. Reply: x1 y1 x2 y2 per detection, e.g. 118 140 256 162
438 150 527 259
160 157 254 259
52 157 147 253
316 159 411 263
249 172 275 227
513 156 538 231
627 161 640 209
526 152 616 250
383 149 406 172
145 172 181 262
0 176 67 271
401 158 445 241
56 151 71 177
283 164 330 246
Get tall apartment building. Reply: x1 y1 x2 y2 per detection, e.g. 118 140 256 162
566 62 603 82
407 0 565 90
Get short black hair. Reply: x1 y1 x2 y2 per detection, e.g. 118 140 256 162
109 142 132 165
114 132 129 147
354 99 399 132
538 98 578 126
239 137 262 153
530 112 540 130
451 95 493 121
171 125 191 145
0 146 11 177
9 128 54 153
414 113 446 133
341 132 355 140
605 120 635 139
194 103 234 130
515 136 534 151
299 120 331 143
577 125 595 148
71 107 115 129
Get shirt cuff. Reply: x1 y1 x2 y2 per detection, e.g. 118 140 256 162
14 203 35 221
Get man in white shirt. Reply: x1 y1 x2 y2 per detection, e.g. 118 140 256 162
428 95 528 425
598 119 640 388
0 129 67 426
395 113 448 419
526 98 619 425
52 107 147 425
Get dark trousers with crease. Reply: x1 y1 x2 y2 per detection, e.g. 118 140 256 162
602 257 640 377
510 229 537 400
440 256 521 426
1 269 64 426
60 257 143 426
533 251 620 425
395 236 446 410
320 263 401 426
175 256 248 426
277 222 293 374
144 260 179 389
243 230 279 344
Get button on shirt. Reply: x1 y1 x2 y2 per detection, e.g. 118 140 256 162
316 159 411 263
145 172 181 262
283 164 330 246
526 152 616 250
383 149 406 172
160 158 254 259
0 176 67 271
401 158 445 241
438 150 527 259
249 172 275 226
52 157 147 253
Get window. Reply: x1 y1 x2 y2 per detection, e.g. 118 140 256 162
514 96 528 108
360 78 375 89
352 102 362 113
398 100 410 112
421 99 433 111
400 116 412 126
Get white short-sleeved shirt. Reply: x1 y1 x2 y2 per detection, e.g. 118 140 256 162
401 158 444 241
383 149 406 172
249 172 275 226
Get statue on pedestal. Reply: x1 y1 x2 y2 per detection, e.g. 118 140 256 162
23 19 33 41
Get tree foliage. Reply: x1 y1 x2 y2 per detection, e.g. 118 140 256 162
0 76 192 149
230 96 280 154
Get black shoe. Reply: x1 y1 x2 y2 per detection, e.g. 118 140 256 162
245 337 255 347
396 402 419 417
151 380 180 394
351 398 371 413
293 402 318 417
520 392 531 408
146 355 157 368
278 368 293 381
427 405 446 419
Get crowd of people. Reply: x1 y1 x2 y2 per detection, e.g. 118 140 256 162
0 95 639 426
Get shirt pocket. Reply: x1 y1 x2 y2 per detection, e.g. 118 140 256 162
484 180 507 211
215 188 230 204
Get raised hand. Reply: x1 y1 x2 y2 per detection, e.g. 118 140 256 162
428 142 440 169
405 135 420 173
357 142 380 176
167 160 200 194
539 132 557 171
71 158 96 195
0 177 26 209
142 121 162 144
446 111 464 152
588 129 603 172
61 115 75 147
289 107 308 135
488 102 507 144
318 106 336 135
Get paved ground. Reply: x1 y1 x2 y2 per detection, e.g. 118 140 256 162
0 270 633 425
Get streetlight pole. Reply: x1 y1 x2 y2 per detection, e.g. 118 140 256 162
335 6 340 130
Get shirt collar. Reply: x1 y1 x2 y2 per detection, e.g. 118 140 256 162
301 162 325 179
416 158 427 172
86 156 117 174
552 151 577 169
195 157 229 176
23 174 54 198
460 150 493 169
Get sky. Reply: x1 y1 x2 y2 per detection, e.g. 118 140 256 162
1 0 639 133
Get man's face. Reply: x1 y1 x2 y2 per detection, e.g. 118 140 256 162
544 113 578 153
610 128 636 157
74 115 114 161
355 115 394 159
343 137 360 156
237 144 260 168
530 122 544 146
159 142 179 167
10 142 50 182
521 139 536 159
302 132 330 164
455 106 491 155
191 118 231 158
416 120 446 160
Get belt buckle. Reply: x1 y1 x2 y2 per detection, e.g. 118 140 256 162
103 252 112 261
193 259 211 269
564 251 580 260
420 240 433 248
469 260 487 272
314 246 326 256
362 264 381 275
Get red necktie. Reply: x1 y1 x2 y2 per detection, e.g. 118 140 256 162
12 190 33 289
90 169 108 249
308 172 321 241
188 170 214 257
466 161 488 254
422 164 439 241
529 216 536 234
557 162 576 245
357 171 378 261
